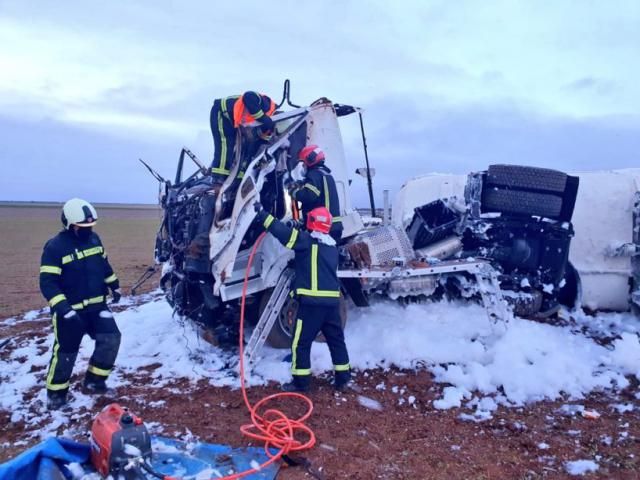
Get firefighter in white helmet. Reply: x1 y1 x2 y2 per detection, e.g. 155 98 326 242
39 198 122 410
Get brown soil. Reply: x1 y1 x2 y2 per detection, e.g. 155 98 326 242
0 205 161 319
1 312 639 479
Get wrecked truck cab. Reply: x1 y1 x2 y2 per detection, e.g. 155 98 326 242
152 89 640 355
155 99 365 346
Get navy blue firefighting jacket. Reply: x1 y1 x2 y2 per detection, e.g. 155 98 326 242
294 164 343 239
257 211 340 306
39 230 119 315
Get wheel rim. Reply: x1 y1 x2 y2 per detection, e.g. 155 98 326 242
276 300 297 339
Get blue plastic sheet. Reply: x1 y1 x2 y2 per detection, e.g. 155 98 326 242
150 437 279 479
0 436 279 480
0 437 90 480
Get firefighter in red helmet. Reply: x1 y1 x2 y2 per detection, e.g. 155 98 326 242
209 91 276 182
254 204 351 392
291 144 343 241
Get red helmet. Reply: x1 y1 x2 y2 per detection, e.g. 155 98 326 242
306 207 332 234
298 145 325 167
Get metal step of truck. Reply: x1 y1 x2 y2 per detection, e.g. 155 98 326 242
243 268 294 369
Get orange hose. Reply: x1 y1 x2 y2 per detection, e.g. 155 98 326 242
213 230 316 479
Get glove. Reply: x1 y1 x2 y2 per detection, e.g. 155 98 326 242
286 180 304 194
283 175 294 190
253 202 268 226
257 116 274 141
63 310 80 320
258 115 274 130
111 288 122 304
285 219 303 229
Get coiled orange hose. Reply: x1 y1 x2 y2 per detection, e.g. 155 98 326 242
216 231 316 479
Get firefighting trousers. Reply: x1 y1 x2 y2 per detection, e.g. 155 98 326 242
291 303 350 388
46 308 121 394
209 103 237 181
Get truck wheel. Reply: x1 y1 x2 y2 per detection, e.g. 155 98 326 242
260 291 348 349
486 165 568 193
504 289 543 317
481 189 563 218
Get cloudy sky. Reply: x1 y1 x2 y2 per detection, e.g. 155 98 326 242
0 1 638 207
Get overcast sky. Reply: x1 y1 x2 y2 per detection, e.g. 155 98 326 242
0 1 638 207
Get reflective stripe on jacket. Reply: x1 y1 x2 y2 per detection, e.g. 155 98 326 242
259 213 340 306
39 230 119 314
221 92 276 128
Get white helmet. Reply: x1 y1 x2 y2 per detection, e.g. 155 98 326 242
61 198 98 229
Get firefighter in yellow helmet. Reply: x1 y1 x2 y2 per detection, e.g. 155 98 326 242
39 198 121 410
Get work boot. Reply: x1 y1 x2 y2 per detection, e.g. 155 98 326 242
334 381 360 393
334 371 352 392
83 376 109 395
83 369 115 395
83 381 109 395
46 391 68 411
281 381 309 393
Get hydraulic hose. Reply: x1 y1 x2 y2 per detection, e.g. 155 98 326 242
139 231 316 480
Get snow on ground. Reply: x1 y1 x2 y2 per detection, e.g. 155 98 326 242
2 295 640 428
565 459 599 476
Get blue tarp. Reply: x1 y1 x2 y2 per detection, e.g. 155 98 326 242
0 437 90 480
149 437 279 479
0 436 279 480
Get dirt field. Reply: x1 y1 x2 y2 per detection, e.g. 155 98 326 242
0 204 161 318
1 204 639 479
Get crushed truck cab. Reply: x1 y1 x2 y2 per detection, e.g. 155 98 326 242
150 90 640 352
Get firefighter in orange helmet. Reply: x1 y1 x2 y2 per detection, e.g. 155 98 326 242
209 91 276 182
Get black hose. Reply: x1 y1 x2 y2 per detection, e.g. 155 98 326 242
138 460 167 479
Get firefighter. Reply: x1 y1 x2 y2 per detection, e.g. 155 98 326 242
290 145 343 241
255 204 351 392
39 198 122 410
209 91 276 182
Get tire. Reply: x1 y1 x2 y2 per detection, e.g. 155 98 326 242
260 290 348 349
486 165 567 193
504 289 543 317
481 189 563 218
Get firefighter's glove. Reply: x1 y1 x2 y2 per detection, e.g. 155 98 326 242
285 219 303 229
258 115 274 131
257 116 274 141
283 175 295 191
253 203 269 227
63 310 80 321
111 288 122 304
286 180 304 195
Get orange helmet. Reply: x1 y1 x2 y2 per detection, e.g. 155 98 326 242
298 145 325 167
306 206 332 234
